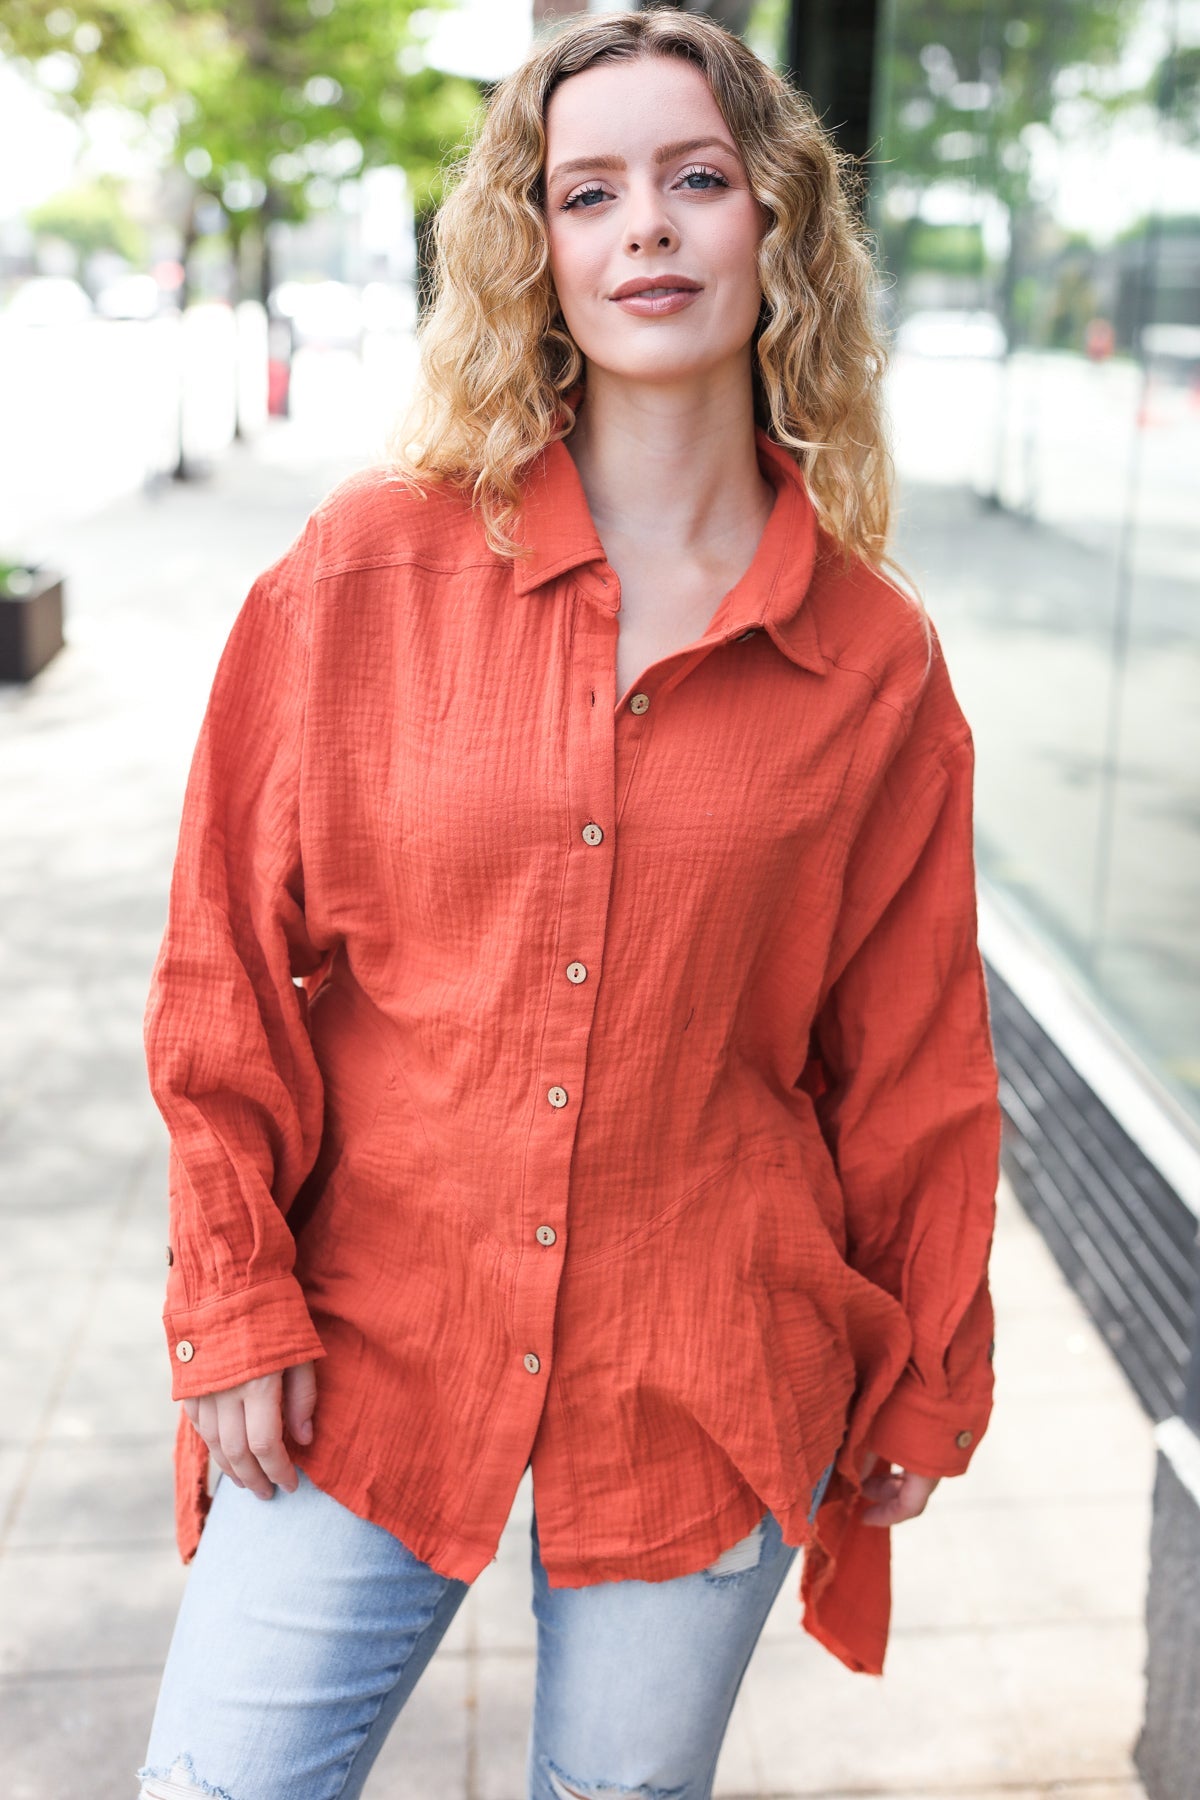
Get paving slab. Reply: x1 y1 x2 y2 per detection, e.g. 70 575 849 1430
0 1542 183 1678
4 1435 177 1551
0 1670 168 1800
364 1651 471 1799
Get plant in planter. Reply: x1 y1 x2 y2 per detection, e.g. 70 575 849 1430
0 559 65 682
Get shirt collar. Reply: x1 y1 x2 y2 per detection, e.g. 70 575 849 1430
510 425 827 677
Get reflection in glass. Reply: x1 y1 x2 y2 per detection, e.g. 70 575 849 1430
872 0 1200 1120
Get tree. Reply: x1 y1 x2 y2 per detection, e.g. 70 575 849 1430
870 0 1145 343
1 0 483 302
27 172 146 265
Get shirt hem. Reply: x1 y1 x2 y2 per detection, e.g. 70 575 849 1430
272 1446 840 1593
541 1483 770 1588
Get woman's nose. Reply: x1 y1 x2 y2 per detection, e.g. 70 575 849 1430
624 188 679 256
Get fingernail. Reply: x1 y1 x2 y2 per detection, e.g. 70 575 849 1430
298 1421 312 1443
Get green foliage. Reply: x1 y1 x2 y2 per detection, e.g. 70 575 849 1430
0 0 154 103
907 221 986 275
743 0 787 68
869 0 1178 350
1 0 484 221
1156 40 1199 140
0 562 39 597
1116 212 1200 246
26 173 145 261
874 0 1144 220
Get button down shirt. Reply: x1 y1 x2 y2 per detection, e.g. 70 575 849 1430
144 425 1001 1678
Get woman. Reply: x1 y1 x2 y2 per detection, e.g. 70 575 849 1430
138 10 1000 1800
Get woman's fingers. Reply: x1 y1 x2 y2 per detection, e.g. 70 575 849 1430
230 1373 297 1498
858 1468 903 1525
182 1367 308 1498
217 1402 270 1499
282 1360 317 1446
195 1393 244 1488
859 1465 940 1527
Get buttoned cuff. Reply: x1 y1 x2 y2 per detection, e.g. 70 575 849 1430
165 1273 327 1400
865 1369 994 1478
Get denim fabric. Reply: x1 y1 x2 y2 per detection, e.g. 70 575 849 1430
138 1460 835 1800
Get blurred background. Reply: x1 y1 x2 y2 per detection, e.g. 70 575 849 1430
1 1 1198 1797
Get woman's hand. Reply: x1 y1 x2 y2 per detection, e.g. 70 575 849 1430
858 1460 941 1526
182 1360 318 1501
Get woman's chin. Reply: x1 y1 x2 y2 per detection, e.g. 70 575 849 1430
575 349 747 392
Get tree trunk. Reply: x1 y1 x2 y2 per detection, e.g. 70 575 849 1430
179 190 200 312
173 191 200 480
259 187 279 311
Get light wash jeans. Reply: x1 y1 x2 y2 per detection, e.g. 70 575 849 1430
138 1457 835 1800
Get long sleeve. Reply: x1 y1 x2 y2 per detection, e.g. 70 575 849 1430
144 530 330 1402
812 644 1001 1480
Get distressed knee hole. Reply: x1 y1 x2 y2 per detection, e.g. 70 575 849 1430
547 1766 681 1800
137 1753 236 1800
702 1514 766 1581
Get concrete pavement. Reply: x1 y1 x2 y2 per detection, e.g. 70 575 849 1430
0 414 1154 1797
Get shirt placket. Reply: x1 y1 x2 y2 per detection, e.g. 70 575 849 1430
455 568 623 1545
458 567 769 1560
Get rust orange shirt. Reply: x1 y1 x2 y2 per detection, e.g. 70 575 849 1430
144 425 1000 1677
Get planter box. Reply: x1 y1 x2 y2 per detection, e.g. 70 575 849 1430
0 570 65 682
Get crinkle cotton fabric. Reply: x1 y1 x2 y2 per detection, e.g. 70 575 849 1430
144 423 1001 1679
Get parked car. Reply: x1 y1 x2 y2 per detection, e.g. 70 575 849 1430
95 273 166 321
361 280 418 334
270 280 364 352
893 308 1007 359
4 276 92 327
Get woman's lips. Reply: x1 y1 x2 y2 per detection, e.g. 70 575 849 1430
609 286 703 317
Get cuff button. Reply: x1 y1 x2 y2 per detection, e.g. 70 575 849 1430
955 1429 973 1449
165 1246 174 1266
175 1340 195 1363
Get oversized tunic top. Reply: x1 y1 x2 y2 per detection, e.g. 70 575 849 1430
143 424 1001 1678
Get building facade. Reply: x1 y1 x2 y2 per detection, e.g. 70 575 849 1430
862 4 1200 1789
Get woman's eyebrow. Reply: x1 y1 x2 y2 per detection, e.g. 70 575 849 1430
547 137 740 185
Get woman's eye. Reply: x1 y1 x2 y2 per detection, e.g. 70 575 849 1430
560 166 728 210
562 184 610 211
677 166 728 191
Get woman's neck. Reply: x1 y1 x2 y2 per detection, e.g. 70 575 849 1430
563 366 774 560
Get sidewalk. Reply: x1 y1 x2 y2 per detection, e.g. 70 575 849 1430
0 420 1154 1798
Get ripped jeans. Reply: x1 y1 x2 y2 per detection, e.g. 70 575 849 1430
138 1458 835 1800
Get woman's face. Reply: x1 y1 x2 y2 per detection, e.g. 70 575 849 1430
542 55 767 392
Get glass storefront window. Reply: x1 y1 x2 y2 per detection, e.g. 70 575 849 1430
870 0 1200 1124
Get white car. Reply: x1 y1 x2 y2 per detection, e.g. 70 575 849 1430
893 309 1007 359
361 280 418 334
4 276 93 327
95 273 165 321
271 280 364 350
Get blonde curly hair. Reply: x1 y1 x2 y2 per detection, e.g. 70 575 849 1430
389 7 901 583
